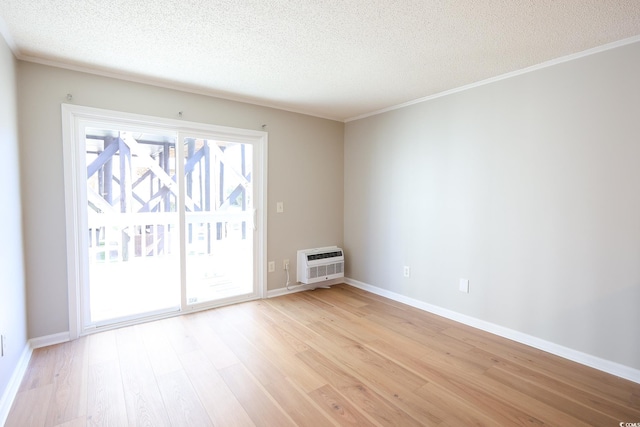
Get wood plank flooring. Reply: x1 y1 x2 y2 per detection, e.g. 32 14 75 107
6 284 640 426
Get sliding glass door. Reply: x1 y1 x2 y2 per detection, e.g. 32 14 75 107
182 137 254 305
85 128 180 324
62 105 267 335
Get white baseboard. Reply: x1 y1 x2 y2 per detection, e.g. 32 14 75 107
0 342 33 426
29 331 71 349
344 277 640 384
267 278 344 298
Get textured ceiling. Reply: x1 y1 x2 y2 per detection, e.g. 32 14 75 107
1 1 640 121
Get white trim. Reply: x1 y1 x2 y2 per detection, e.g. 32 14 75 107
29 332 71 349
267 286 309 298
0 342 32 426
17 53 341 122
345 35 640 122
267 278 344 298
7 28 640 124
80 293 260 336
61 104 82 339
344 277 640 385
258 139 268 299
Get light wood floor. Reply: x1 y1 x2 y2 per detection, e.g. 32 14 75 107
6 284 640 426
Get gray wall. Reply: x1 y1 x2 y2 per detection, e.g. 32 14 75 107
0 35 27 402
10 31 639 379
345 42 640 370
18 62 344 339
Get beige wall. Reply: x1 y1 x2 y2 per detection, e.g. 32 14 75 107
18 62 344 339
344 42 640 370
0 35 27 404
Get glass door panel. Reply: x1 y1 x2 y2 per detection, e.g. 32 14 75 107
183 137 254 305
85 128 180 324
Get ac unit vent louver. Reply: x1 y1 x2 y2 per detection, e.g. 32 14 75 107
297 246 344 284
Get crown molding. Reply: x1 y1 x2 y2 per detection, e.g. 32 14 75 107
346 35 640 123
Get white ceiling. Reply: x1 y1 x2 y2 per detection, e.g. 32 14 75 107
1 1 640 122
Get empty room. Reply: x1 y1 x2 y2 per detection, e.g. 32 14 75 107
1 1 639 425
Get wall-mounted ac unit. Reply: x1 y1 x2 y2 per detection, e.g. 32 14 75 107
297 246 344 284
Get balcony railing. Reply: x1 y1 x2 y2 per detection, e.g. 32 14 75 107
87 211 253 262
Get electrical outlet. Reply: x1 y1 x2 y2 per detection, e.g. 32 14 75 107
268 261 275 272
403 266 410 277
283 259 289 270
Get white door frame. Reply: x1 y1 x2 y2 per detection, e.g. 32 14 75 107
61 104 267 339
